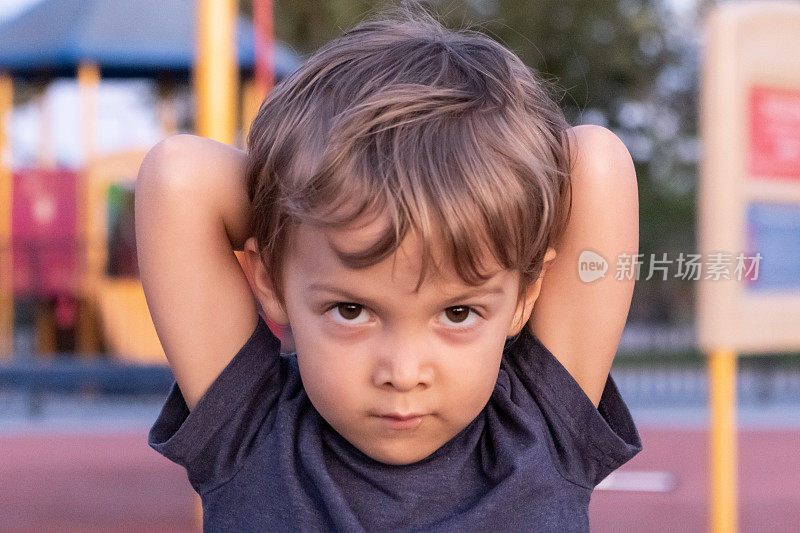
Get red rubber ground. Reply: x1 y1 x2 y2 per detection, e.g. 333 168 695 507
1 426 797 532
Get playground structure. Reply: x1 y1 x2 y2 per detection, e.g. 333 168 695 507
0 0 297 363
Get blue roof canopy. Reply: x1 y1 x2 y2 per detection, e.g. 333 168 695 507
0 0 301 79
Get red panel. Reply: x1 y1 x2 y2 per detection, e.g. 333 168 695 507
11 168 79 297
749 86 800 180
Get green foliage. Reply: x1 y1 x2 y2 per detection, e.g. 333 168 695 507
240 0 390 53
241 1 673 124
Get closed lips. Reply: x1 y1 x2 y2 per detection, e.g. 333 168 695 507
380 413 425 420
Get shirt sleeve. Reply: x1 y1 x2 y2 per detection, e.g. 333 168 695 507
148 313 286 495
501 328 643 489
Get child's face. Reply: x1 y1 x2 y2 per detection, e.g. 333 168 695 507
251 218 541 466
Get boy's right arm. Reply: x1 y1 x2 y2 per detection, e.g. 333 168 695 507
135 134 258 411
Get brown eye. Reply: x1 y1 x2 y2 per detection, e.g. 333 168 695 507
337 303 363 321
445 306 470 323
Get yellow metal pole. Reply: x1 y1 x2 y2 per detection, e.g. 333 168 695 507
196 495 203 529
241 78 260 145
194 1 238 523
708 347 738 533
78 62 100 164
0 73 13 359
195 0 238 144
76 62 101 356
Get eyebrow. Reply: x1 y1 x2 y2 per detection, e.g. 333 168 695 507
307 282 506 309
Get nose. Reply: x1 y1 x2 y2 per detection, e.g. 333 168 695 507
373 334 432 392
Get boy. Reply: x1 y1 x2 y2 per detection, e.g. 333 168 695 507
137 4 641 531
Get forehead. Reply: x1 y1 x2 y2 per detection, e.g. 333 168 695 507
285 218 508 293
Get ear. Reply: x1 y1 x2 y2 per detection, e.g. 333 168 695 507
507 247 557 337
240 237 290 326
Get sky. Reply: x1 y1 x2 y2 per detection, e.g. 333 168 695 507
0 0 40 21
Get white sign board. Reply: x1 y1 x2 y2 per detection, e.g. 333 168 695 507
698 1 800 354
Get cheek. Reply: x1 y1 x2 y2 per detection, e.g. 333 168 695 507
472 355 503 394
442 343 502 395
466 341 504 397
296 344 363 414
287 308 364 409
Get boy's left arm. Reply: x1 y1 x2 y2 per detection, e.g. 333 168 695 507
527 125 639 409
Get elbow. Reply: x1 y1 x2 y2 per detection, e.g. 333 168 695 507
136 134 199 195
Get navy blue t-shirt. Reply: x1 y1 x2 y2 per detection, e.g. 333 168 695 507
149 314 642 532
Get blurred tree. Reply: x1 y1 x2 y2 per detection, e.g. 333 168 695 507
240 0 702 325
240 1 677 127
240 0 388 53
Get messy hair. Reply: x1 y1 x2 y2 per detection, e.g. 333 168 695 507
245 2 574 315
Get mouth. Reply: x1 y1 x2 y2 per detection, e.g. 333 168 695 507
374 413 427 430
379 413 426 421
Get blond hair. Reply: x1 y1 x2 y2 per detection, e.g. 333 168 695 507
246 3 573 313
